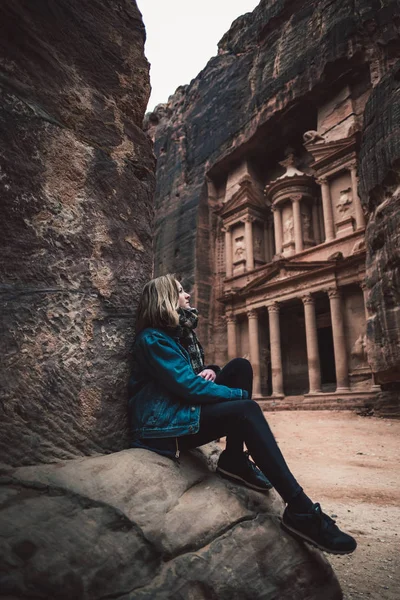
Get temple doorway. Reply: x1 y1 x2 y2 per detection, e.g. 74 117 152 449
280 300 309 396
317 325 337 391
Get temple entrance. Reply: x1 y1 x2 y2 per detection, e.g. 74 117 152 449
317 325 336 391
280 301 309 396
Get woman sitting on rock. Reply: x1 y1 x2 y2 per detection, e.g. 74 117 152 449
128 274 356 556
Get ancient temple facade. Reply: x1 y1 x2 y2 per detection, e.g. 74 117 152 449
149 1 400 413
209 89 378 408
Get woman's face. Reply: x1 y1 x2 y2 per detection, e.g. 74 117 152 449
176 281 191 309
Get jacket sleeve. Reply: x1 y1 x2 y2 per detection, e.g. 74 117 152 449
140 335 248 404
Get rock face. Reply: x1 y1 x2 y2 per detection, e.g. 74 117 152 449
0 446 342 599
0 0 155 465
359 62 400 415
148 0 400 413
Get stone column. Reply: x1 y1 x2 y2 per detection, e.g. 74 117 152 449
247 309 261 397
317 177 335 242
312 201 321 244
350 163 366 230
272 205 283 255
291 194 304 253
244 217 254 271
268 219 275 261
224 226 233 278
360 281 369 321
328 288 350 391
226 312 237 361
302 294 322 393
267 302 284 396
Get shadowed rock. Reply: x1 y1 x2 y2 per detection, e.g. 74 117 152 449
359 62 400 415
0 0 155 465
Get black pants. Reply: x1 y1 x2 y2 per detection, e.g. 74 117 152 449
179 358 302 504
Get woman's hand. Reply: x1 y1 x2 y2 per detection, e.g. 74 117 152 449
198 368 216 382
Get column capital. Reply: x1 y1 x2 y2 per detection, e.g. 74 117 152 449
290 193 302 203
301 293 315 306
348 160 357 171
221 223 233 233
316 177 328 185
226 312 237 324
267 302 280 314
244 214 256 223
327 287 341 300
271 203 280 212
247 308 258 319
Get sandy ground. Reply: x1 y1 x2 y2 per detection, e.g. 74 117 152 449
263 411 400 600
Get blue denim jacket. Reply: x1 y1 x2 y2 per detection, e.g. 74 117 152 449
128 327 247 442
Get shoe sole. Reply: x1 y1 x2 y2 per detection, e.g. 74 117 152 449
281 521 357 555
216 466 273 492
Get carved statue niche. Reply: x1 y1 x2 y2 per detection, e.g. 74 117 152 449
254 235 262 257
336 188 353 213
351 334 368 367
283 216 294 242
234 236 246 262
301 212 312 239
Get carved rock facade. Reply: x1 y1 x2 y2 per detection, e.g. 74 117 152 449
0 0 155 465
149 0 400 413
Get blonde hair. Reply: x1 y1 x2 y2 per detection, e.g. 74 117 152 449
136 274 180 332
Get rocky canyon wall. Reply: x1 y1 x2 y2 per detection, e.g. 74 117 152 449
0 0 155 465
359 62 400 414
148 0 400 392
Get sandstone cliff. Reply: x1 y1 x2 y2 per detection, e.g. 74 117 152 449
0 0 155 465
359 62 400 412
147 0 400 396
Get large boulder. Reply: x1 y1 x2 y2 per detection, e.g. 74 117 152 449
0 0 155 465
0 446 342 599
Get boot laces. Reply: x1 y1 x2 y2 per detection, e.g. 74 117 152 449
244 450 259 474
313 503 337 531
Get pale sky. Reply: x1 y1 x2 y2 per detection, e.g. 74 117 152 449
137 0 260 111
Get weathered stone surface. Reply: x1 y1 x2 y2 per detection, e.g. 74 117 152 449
359 63 400 401
0 446 342 599
0 1 155 465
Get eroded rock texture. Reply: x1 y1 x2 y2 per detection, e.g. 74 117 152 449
359 62 400 414
0 446 342 599
0 1 155 465
148 0 400 402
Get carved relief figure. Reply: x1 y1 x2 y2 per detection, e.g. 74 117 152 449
234 236 246 261
303 130 325 144
283 216 294 242
302 212 311 238
254 235 262 258
337 188 353 213
351 334 367 367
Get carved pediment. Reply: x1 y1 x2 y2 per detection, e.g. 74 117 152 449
305 133 358 169
239 259 335 294
217 176 266 220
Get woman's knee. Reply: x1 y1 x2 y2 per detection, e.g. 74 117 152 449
227 358 253 376
238 398 263 418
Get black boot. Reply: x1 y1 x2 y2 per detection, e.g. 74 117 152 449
282 503 357 555
217 450 273 492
